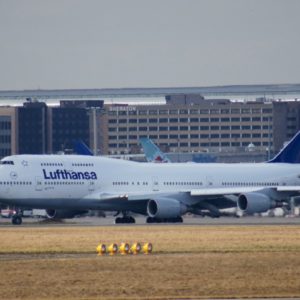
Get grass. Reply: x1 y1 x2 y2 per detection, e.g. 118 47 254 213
0 225 300 299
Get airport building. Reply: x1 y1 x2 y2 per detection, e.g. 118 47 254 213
18 100 48 154
0 100 103 157
98 95 278 157
0 106 18 157
0 96 300 161
93 95 300 161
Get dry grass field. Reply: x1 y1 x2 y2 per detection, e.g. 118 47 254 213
0 225 300 299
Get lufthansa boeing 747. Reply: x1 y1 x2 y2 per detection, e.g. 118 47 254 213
1 131 300 225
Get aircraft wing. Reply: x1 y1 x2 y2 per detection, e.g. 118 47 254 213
276 186 300 192
83 192 128 201
190 186 300 197
190 187 264 196
86 185 300 202
84 191 166 201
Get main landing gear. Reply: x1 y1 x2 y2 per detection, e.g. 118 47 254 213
114 212 136 224
146 216 183 223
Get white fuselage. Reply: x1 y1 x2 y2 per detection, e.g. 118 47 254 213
0 154 299 210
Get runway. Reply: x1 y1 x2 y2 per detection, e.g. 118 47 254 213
1 215 300 227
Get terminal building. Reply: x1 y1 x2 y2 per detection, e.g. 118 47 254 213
0 95 299 162
0 100 103 157
98 95 300 160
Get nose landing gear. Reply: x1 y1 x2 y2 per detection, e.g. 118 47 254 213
12 214 22 225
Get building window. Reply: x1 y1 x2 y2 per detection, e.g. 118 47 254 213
210 109 219 114
169 110 178 114
190 109 199 114
200 126 209 130
242 117 251 122
170 118 178 122
221 109 230 114
262 108 272 113
139 110 147 115
159 126 168 131
200 118 209 122
159 118 168 123
149 118 158 123
159 110 168 115
159 135 168 139
149 110 158 115
242 109 250 114
129 119 137 123
180 126 188 131
200 109 209 114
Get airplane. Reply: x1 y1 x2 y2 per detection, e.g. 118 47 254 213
73 140 93 156
1 131 300 225
139 137 217 163
139 138 171 163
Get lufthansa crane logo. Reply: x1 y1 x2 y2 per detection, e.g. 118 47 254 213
21 160 28 167
10 171 18 180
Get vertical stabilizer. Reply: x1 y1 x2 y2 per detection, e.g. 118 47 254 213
139 138 171 163
268 131 300 163
73 140 94 156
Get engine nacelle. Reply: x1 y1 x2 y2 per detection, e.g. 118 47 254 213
238 193 277 214
147 197 187 218
46 209 87 219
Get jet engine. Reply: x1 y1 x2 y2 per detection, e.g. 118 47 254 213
46 209 88 219
238 193 279 214
147 197 187 219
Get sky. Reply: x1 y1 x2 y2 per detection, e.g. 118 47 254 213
0 0 300 90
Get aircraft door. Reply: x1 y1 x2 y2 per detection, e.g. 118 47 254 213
35 177 43 191
152 177 160 191
206 175 214 187
88 180 95 192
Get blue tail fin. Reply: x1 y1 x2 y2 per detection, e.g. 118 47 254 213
73 140 94 156
268 131 300 163
139 138 171 163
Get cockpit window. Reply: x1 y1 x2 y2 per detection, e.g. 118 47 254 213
0 161 14 165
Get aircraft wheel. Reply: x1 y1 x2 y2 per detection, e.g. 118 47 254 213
12 215 22 225
128 216 135 223
115 217 121 224
176 216 183 223
146 217 154 223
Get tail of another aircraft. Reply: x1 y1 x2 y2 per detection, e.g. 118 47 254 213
268 131 300 163
73 140 94 156
139 138 171 163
